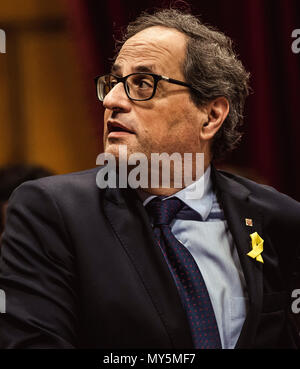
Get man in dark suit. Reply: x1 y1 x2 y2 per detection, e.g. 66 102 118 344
0 8 300 349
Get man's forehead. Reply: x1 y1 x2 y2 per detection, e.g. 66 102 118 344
113 26 187 75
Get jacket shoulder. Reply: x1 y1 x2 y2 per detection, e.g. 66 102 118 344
216 169 300 218
29 167 99 190
10 167 99 200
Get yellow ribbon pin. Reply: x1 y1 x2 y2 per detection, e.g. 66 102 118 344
247 232 264 263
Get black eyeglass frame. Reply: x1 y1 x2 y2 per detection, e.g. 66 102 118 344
94 72 200 102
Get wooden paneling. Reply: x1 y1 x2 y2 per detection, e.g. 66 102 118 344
0 52 14 163
0 0 65 22
0 1 100 174
19 30 99 173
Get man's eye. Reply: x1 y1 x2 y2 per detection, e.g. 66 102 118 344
110 80 118 88
131 76 153 89
138 80 152 89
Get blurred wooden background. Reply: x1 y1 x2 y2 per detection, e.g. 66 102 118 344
0 0 100 175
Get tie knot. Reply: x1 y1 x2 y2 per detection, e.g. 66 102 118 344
146 197 184 226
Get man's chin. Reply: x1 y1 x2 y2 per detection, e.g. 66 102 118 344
104 143 145 160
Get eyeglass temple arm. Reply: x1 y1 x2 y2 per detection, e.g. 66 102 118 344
161 75 195 89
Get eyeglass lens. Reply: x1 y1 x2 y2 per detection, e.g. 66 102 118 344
98 74 155 101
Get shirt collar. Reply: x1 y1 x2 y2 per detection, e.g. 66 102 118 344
137 165 213 221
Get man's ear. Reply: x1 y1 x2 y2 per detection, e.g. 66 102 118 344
200 97 229 141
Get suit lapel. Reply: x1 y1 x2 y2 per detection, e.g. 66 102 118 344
103 186 194 348
212 167 264 348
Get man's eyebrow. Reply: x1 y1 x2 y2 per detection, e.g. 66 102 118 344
134 65 156 73
110 64 157 74
111 64 121 74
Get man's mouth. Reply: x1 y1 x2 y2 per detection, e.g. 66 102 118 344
107 121 135 138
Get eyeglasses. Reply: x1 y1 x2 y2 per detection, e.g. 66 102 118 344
94 72 199 102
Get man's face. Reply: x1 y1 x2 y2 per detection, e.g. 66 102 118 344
103 26 208 162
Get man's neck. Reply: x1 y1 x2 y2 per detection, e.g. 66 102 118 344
139 156 211 196
140 161 211 197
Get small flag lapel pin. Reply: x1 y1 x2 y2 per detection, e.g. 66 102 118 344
245 218 253 227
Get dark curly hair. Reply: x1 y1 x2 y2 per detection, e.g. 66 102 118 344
115 8 250 161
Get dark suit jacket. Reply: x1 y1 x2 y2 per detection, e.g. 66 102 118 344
0 166 300 349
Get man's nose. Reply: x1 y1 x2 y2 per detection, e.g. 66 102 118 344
103 82 131 112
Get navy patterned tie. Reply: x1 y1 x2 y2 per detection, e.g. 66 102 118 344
146 197 222 349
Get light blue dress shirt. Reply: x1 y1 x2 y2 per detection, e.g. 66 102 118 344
139 166 248 349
